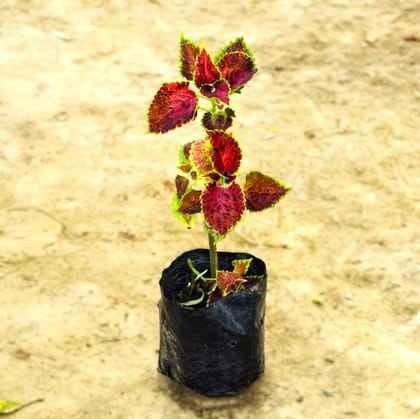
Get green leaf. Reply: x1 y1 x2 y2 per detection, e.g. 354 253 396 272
0 399 44 415
178 291 205 307
187 258 214 283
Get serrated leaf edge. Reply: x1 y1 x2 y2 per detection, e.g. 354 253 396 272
179 34 201 81
214 36 256 65
146 81 199 134
202 182 245 237
245 170 292 212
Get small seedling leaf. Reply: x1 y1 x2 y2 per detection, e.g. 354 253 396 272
175 175 189 199
0 399 44 415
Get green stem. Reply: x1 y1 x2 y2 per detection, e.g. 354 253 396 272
208 231 218 278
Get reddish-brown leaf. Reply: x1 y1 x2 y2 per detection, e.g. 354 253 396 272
178 189 202 214
202 107 235 131
148 82 198 133
181 214 194 228
209 131 241 176
217 52 257 91
244 171 290 211
216 37 253 59
194 48 221 87
175 175 189 199
232 258 252 276
202 182 245 235
180 36 200 80
216 271 245 296
177 142 192 172
207 288 223 305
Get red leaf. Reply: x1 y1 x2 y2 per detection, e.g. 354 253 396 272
194 48 221 87
244 171 290 211
217 52 257 91
216 271 245 296
178 189 202 214
209 131 241 176
200 79 230 104
216 37 253 58
175 175 189 199
148 82 198 133
202 182 245 236
180 36 200 80
207 287 223 305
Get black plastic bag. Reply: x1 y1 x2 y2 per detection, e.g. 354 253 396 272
158 249 267 397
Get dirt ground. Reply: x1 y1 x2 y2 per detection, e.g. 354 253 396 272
1 0 419 418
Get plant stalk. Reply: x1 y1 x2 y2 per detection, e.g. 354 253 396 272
208 231 218 278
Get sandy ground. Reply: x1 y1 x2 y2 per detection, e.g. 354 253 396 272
1 0 419 418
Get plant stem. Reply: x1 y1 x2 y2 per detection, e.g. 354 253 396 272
208 231 218 278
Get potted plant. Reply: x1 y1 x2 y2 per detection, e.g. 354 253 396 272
147 35 291 397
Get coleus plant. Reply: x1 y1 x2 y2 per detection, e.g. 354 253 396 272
148 35 290 308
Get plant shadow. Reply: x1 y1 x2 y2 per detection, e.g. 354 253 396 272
159 372 268 418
